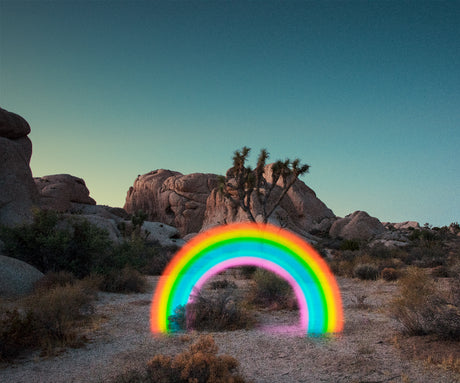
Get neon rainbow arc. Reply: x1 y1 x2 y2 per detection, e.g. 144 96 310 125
151 222 344 334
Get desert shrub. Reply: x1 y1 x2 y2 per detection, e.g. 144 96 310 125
390 267 460 339
171 289 254 332
26 282 96 346
0 309 37 361
98 267 147 293
0 209 112 278
209 279 237 290
112 336 250 383
146 335 249 383
0 280 97 361
405 245 447 268
103 239 175 276
238 266 257 279
248 269 296 309
353 263 379 280
340 239 361 251
34 270 77 291
381 267 399 281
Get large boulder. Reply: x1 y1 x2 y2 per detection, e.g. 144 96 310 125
0 255 44 297
124 170 219 236
35 174 96 211
329 210 385 241
0 108 39 226
0 107 31 139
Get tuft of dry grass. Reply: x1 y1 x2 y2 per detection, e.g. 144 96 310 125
0 279 97 361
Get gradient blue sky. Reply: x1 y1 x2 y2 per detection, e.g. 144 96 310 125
1 1 459 227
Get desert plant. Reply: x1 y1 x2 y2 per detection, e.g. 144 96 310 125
0 309 37 361
390 267 460 339
98 267 147 293
353 263 379 280
340 239 361 251
146 335 249 383
34 270 77 291
0 209 112 278
26 282 96 346
248 268 296 309
0 280 97 361
209 279 237 290
171 288 254 332
111 335 250 383
381 267 399 281
218 147 309 223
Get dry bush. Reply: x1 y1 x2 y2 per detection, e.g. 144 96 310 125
390 267 460 339
209 279 237 290
0 309 37 361
353 263 379 280
146 335 249 383
1 280 97 361
111 335 250 383
34 271 77 290
248 268 296 309
98 267 147 293
171 289 254 332
381 267 399 281
26 282 96 349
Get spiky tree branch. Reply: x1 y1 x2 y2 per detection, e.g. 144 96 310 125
218 147 310 224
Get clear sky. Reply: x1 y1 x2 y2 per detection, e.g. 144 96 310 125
1 1 459 227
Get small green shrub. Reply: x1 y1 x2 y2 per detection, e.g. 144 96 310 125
0 209 112 278
98 267 147 293
249 269 296 309
340 239 361 251
381 267 399 281
353 263 379 280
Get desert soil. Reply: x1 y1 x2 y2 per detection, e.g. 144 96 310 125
1 276 459 383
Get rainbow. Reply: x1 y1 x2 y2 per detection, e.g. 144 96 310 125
151 222 343 334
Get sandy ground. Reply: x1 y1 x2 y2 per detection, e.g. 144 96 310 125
1 276 459 383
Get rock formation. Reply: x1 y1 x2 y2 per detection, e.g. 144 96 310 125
125 170 219 236
329 210 385 240
0 107 39 226
125 165 335 237
35 174 96 211
0 254 44 297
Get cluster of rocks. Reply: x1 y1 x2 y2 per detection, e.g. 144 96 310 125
124 165 336 240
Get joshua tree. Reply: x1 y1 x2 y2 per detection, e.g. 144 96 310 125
218 147 310 223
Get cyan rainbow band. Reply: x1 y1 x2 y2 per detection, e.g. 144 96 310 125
150 222 344 334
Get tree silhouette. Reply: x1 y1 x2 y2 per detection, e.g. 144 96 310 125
218 147 310 223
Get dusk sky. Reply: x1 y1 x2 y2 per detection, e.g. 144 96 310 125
1 1 459 227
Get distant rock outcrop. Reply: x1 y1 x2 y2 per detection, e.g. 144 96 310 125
125 166 335 237
35 174 96 212
329 210 385 240
125 170 219 236
0 107 39 226
0 255 44 297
